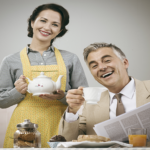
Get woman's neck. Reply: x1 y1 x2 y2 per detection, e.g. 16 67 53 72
30 39 51 55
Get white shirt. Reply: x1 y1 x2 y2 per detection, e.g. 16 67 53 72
65 78 136 122
109 77 136 119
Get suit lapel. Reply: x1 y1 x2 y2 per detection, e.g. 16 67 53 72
93 79 150 125
134 78 150 107
94 90 110 124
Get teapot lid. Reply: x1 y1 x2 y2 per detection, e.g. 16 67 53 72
37 72 51 78
17 119 38 129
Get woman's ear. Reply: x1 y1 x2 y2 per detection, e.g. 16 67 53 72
31 21 34 28
59 29 63 34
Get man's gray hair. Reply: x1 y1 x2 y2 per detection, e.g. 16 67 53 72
83 42 126 63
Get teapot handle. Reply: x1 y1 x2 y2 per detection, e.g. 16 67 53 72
26 77 31 83
27 89 31 93
25 77 31 93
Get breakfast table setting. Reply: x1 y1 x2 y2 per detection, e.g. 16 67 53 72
3 73 150 150
46 134 150 149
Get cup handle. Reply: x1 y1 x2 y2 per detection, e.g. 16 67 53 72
82 93 84 98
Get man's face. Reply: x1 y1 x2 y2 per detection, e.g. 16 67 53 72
87 47 129 90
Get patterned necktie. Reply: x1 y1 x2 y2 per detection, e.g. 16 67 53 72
115 93 125 116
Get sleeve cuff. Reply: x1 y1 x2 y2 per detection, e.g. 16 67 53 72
10 88 25 101
65 107 79 122
57 92 68 105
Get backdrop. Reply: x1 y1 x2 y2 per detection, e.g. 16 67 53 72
0 0 150 147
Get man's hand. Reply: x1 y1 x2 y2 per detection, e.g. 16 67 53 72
66 86 85 114
39 90 65 100
14 75 28 94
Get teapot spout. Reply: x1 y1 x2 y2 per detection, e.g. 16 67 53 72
55 75 63 90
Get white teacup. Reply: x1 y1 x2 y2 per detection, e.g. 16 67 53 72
83 87 107 104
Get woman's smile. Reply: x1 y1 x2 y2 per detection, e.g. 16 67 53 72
39 30 51 36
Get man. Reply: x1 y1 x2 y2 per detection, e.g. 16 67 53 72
58 42 150 141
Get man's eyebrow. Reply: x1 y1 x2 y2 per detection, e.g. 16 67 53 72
88 55 112 66
89 61 96 66
101 55 112 60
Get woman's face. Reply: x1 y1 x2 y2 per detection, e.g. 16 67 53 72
31 9 62 43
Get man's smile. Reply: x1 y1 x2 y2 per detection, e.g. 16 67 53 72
101 71 114 78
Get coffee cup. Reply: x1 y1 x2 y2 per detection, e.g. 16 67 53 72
83 87 107 104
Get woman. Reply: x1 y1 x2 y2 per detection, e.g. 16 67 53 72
0 3 88 148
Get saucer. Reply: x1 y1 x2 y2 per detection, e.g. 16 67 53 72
32 93 51 96
86 101 98 104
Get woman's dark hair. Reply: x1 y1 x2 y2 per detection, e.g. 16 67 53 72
27 3 69 45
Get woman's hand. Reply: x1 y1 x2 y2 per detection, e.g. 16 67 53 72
14 75 28 94
39 90 65 100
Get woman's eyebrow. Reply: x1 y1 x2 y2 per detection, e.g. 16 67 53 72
41 17 48 20
40 17 61 24
53 21 61 24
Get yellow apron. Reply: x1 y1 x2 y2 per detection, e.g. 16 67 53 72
4 47 67 148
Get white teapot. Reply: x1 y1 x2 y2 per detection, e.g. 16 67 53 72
26 72 63 96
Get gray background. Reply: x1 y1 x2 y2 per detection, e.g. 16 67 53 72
0 0 150 87
0 0 150 148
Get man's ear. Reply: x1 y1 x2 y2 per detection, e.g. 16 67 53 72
123 58 129 69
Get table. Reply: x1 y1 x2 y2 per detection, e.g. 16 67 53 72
0 148 150 150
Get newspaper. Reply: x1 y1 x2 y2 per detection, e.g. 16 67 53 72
93 102 150 142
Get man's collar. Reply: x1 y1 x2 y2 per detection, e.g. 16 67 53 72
26 44 54 54
109 77 135 103
120 77 135 98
